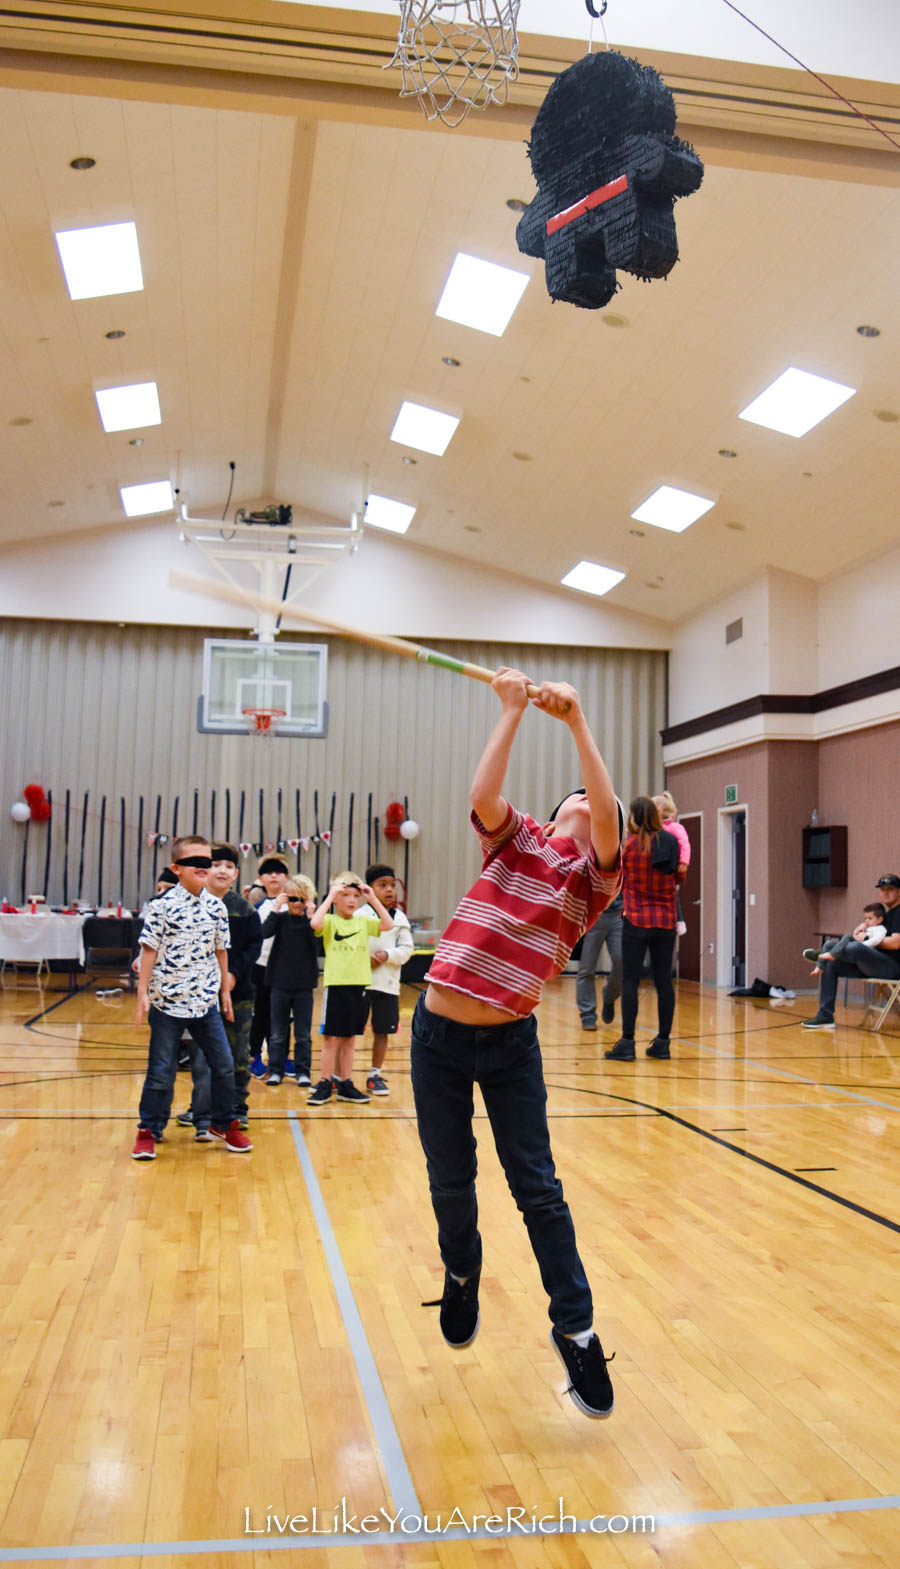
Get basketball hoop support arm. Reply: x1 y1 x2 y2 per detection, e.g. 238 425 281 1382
178 502 362 642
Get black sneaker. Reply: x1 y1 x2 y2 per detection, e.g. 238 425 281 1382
646 1038 671 1059
604 1039 635 1061
307 1078 333 1106
579 1018 597 1032
800 1012 835 1029
424 1267 481 1348
601 994 616 1025
266 1072 283 1087
550 1327 615 1418
366 1071 389 1096
802 948 820 964
336 1079 370 1103
175 1109 194 1127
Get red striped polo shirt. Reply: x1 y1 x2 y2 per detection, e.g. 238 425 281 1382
427 803 622 1018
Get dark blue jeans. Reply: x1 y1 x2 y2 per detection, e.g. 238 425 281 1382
269 987 314 1077
139 1005 236 1138
410 995 593 1334
817 940 900 1019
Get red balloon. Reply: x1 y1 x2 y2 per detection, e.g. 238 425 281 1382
385 800 405 824
31 800 52 822
384 823 402 840
24 783 47 806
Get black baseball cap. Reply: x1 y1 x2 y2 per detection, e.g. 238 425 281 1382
876 874 900 889
548 789 625 839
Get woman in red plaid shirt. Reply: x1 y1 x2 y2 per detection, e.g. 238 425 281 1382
605 796 686 1062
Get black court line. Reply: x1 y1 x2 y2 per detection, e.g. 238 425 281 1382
23 982 89 1026
546 1083 900 1236
794 1166 837 1173
713 1126 747 1131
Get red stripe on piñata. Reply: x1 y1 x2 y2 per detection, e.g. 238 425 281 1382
546 173 629 236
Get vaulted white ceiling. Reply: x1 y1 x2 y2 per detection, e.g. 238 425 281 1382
0 2 898 624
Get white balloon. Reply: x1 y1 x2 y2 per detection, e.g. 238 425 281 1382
400 819 420 840
10 801 31 823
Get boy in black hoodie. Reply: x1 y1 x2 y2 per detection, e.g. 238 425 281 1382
260 875 320 1087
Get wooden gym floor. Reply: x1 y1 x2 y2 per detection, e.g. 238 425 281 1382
0 974 898 1568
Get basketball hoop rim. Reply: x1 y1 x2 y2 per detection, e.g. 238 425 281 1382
242 706 287 735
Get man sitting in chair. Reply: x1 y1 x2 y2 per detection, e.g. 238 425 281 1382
801 873 900 1029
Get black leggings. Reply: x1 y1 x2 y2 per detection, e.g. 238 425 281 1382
620 919 677 1041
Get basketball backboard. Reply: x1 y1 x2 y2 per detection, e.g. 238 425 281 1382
198 638 328 737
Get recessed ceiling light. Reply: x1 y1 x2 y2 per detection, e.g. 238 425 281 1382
629 528 645 537
561 560 625 597
631 485 715 533
874 409 898 423
856 324 880 337
69 156 95 171
9 416 33 426
55 221 144 300
105 329 126 340
512 451 533 462
442 356 461 367
718 448 738 458
391 401 459 456
506 198 528 213
129 437 144 447
739 367 855 438
95 381 161 433
725 521 746 531
402 455 417 465
363 494 416 534
120 479 174 517
436 252 529 337
602 313 629 328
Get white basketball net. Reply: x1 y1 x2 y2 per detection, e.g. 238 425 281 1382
388 1 521 128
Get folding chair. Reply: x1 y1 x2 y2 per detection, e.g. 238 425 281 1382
862 976 900 1031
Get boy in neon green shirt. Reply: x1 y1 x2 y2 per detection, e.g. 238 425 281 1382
308 872 393 1105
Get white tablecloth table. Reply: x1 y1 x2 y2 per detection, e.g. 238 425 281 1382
0 913 85 980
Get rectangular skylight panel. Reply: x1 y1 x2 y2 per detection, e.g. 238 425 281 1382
96 382 161 433
364 494 416 534
738 367 855 437
436 252 530 336
120 479 174 517
55 222 144 300
390 401 459 456
631 485 715 533
561 561 626 597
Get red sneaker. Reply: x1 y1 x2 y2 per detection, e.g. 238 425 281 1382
132 1127 156 1160
209 1120 253 1152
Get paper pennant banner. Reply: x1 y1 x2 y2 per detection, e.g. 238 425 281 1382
239 842 252 857
146 833 158 847
321 829 332 846
264 840 275 852
158 834 169 846
300 836 310 852
287 838 300 852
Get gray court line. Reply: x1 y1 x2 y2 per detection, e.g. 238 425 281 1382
687 1039 900 1116
286 1110 421 1521
0 1494 897 1558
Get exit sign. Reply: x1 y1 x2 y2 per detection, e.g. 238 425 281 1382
725 783 738 804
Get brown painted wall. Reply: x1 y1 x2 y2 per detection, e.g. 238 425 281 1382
817 719 900 932
668 722 899 990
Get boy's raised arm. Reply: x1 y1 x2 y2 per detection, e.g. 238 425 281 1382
469 668 531 832
535 681 620 871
